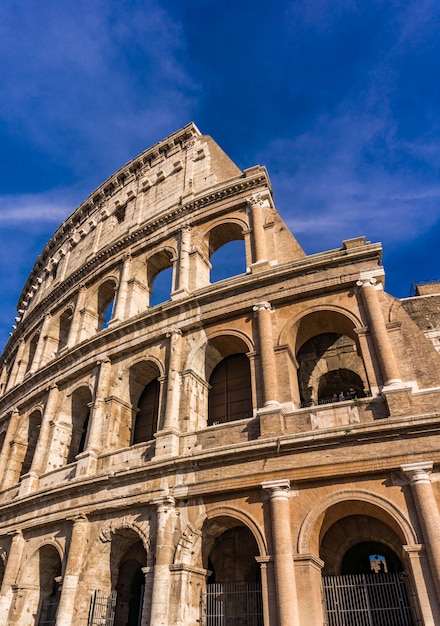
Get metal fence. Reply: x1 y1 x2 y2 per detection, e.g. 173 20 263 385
88 590 117 626
323 573 414 626
37 596 59 626
201 581 263 626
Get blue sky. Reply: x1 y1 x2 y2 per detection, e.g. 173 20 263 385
1 0 440 351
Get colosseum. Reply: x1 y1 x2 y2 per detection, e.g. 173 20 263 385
1 122 440 626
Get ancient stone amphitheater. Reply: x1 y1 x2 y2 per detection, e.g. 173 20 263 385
1 123 440 626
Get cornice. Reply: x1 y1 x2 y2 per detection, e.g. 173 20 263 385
1 172 266 364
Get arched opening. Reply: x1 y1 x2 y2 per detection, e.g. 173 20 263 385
36 545 62 625
129 361 161 445
97 280 117 331
296 330 369 405
58 308 73 352
12 544 61 626
208 223 246 283
202 518 262 626
132 378 160 444
20 410 42 477
208 354 252 425
25 333 39 374
110 531 148 626
67 387 92 464
320 509 416 625
147 250 174 307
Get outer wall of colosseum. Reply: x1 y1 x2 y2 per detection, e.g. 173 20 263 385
1 123 440 625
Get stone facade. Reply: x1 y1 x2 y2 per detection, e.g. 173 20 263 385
0 123 440 625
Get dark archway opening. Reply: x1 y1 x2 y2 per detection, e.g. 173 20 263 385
341 541 403 575
208 354 252 425
132 378 160 444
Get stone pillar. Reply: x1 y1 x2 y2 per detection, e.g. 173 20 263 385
401 462 440 606
0 530 25 621
256 556 272 626
149 496 176 626
253 302 278 406
112 254 131 322
293 554 325 626
0 409 19 490
248 195 269 267
55 515 89 626
356 277 401 386
403 544 440 626
155 329 182 457
34 314 53 370
173 227 191 298
8 339 26 390
261 480 299 626
76 358 112 476
20 383 59 494
67 285 87 348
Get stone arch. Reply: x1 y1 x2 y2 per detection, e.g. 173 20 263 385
278 305 363 351
57 305 74 352
297 489 417 557
17 408 43 477
206 218 248 283
279 307 370 405
24 330 40 374
99 517 151 554
146 247 176 306
128 358 164 446
197 505 267 563
14 541 63 626
204 331 254 381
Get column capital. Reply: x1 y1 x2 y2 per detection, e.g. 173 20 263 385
152 494 176 509
261 478 291 498
253 301 272 313
166 327 182 339
356 277 377 288
246 193 271 209
401 461 433 484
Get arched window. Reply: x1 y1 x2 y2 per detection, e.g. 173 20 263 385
67 387 92 463
208 223 246 284
25 333 39 374
129 361 161 445
208 354 252 425
58 308 73 352
147 250 174 307
132 378 160 444
20 411 42 477
97 280 117 331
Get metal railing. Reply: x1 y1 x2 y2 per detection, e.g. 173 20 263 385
323 573 414 626
201 581 263 626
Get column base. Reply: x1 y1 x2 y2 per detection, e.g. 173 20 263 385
154 430 180 458
258 404 286 438
18 471 40 496
75 450 98 478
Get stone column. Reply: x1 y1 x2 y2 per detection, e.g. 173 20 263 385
149 496 176 626
256 556 272 626
8 339 26 390
253 302 278 406
20 383 59 494
356 277 401 386
33 314 53 370
0 530 25 621
56 514 90 626
261 480 299 626
0 409 19 490
173 227 191 298
67 285 87 348
112 254 131 322
403 544 440 626
76 358 112 476
155 329 182 458
401 462 440 606
248 195 268 266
